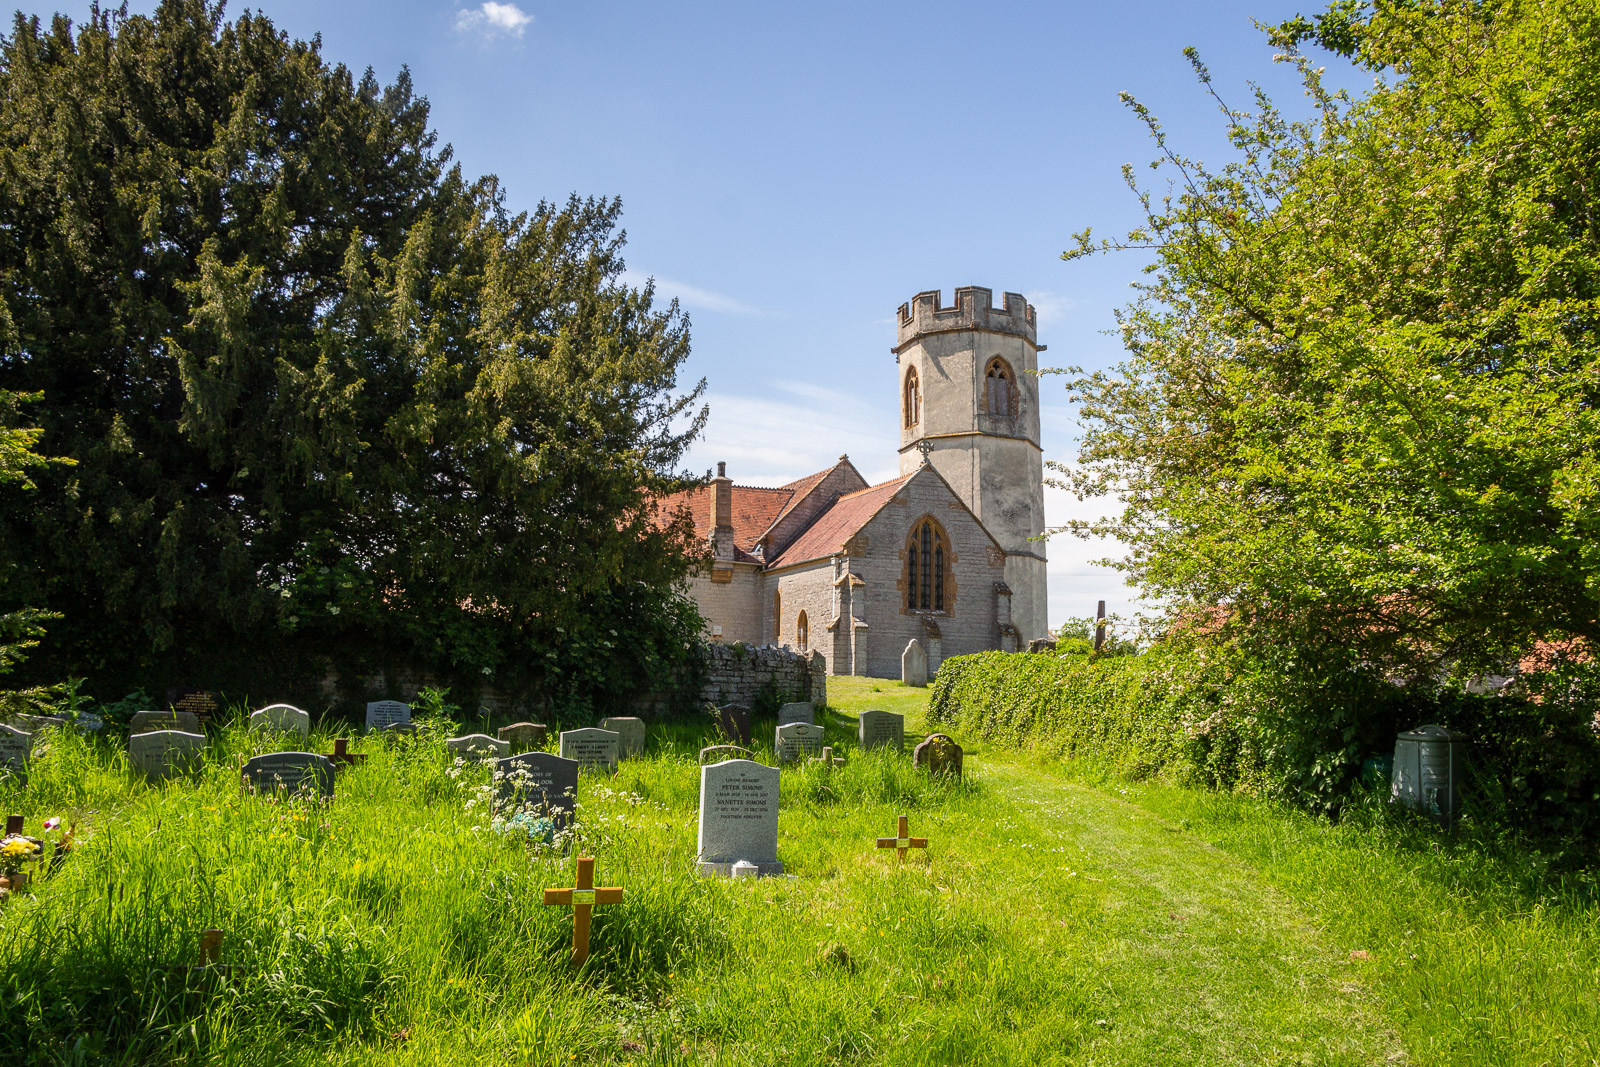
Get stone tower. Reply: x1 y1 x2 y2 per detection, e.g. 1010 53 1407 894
895 286 1048 643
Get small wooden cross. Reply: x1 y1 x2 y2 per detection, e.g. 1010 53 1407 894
875 814 928 864
324 738 367 772
542 856 623 965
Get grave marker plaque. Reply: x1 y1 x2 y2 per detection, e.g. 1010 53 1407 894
497 722 548 752
445 733 509 760
492 751 580 827
241 752 334 798
774 722 825 764
0 724 31 785
166 688 219 724
249 704 311 738
129 710 201 735
559 728 620 772
913 733 964 778
858 710 905 753
127 730 207 783
777 702 815 727
695 758 782 877
365 700 412 731
597 717 646 758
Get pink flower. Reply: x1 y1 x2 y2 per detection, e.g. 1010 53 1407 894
43 817 60 831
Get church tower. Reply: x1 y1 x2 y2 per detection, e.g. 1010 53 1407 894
895 287 1048 643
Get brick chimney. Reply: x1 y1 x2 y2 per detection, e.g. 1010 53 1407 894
710 461 734 558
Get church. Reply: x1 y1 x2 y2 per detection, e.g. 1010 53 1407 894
661 286 1049 678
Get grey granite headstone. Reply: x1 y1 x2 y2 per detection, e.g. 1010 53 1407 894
365 700 412 731
0 723 32 784
129 710 201 735
699 744 754 765
901 638 928 687
559 728 620 771
598 716 647 758
711 704 751 746
445 733 509 760
497 722 548 752
241 752 334 798
696 758 783 877
777 702 815 727
127 729 207 783
249 704 310 738
858 710 905 753
914 733 964 778
774 722 826 764
492 751 580 827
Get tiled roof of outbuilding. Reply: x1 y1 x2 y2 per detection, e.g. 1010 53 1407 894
767 474 916 569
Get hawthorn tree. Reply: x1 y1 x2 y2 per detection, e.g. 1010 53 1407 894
0 2 707 710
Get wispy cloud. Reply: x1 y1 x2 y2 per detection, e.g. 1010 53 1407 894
682 383 900 487
622 270 767 317
455 2 532 39
1024 289 1080 327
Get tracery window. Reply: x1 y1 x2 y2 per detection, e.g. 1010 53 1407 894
905 518 950 613
985 358 1016 417
904 367 921 427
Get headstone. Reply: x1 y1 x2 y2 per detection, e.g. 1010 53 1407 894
129 710 201 735
365 700 412 731
699 744 754 765
777 702 815 727
75 712 104 732
901 638 928 687
559 728 620 772
166 688 219 724
492 751 580 827
241 752 334 798
710 704 751 747
696 758 783 877
598 717 646 758
445 733 509 760
774 722 825 764
4 712 65 732
1026 638 1058 654
249 704 310 738
0 724 32 784
913 733 964 778
380 721 419 743
858 710 905 753
497 722 548 752
809 745 847 770
127 730 207 783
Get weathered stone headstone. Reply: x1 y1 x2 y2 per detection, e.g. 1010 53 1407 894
696 758 783 877
249 704 311 738
559 728 620 772
497 722 548 752
699 744 754 765
365 700 411 731
127 730 207 783
379 721 419 743
166 688 219 724
809 745 847 770
913 733 964 778
0 724 32 784
3 712 65 732
901 638 928 687
129 710 201 735
777 702 815 727
597 716 646 758
858 710 905 753
492 751 580 827
774 722 825 764
710 704 751 747
241 752 335 798
445 733 509 760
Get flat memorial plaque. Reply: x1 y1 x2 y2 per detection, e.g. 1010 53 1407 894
559 728 620 772
127 729 207 783
858 710 905 753
241 752 334 798
774 722 825 764
696 758 782 876
365 700 412 731
492 751 580 827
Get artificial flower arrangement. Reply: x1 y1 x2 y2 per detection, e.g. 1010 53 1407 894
0 817 75 899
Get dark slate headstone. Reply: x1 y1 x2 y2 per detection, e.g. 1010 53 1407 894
858 710 905 753
492 751 580 827
559 728 620 772
241 752 335 798
710 704 751 747
166 688 219 723
913 733 964 778
696 759 782 877
365 700 412 731
0 723 32 785
127 730 207 783
598 716 647 757
129 710 201 735
699 744 755 765
774 722 825 764
497 722 548 751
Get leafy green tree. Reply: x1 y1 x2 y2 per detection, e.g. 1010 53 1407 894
1060 0 1600 801
0 2 707 710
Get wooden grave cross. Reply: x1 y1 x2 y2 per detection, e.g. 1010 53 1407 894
3 815 20 836
325 738 367 772
875 814 928 864
542 856 623 965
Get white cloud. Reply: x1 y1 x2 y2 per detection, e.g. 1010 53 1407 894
684 383 900 488
621 270 767 317
1023 289 1080 327
455 2 532 39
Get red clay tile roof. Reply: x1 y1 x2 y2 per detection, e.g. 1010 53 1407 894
654 483 794 557
763 457 864 539
767 474 915 569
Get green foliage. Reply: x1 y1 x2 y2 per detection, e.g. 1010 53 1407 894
1051 614 1140 656
0 2 709 713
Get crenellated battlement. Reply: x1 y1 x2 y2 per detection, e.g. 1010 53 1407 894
896 287 1036 348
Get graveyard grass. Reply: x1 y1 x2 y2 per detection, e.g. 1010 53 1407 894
0 684 1594 1065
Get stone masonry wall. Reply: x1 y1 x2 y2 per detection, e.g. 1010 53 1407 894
698 642 827 709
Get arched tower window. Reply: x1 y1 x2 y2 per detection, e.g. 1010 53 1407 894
772 590 782 644
904 366 921 427
905 517 952 613
796 611 809 651
985 358 1017 417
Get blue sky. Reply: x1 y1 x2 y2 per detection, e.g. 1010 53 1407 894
45 0 1361 630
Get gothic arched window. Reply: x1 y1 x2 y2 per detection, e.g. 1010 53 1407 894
905 518 951 613
985 358 1016 417
904 367 921 427
796 611 809 651
773 590 782 644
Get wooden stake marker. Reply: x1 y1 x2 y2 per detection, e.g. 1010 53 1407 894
875 814 928 864
542 856 623 965
324 738 367 772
